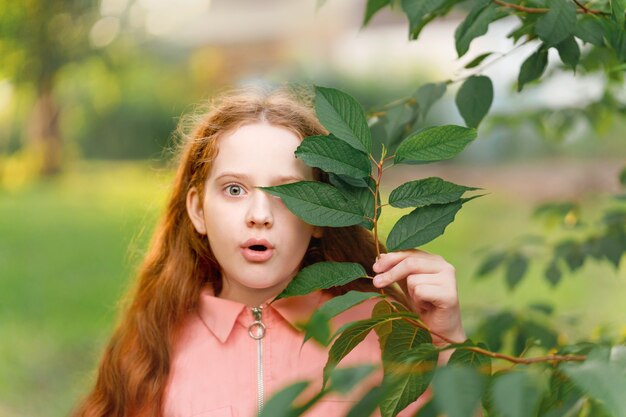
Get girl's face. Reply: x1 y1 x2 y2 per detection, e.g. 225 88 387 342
186 122 321 307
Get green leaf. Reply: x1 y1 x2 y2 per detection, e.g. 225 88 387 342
535 0 577 46
433 366 487 417
518 46 549 92
384 103 415 142
324 314 399 385
386 200 464 251
394 125 477 164
491 370 544 417
329 365 376 394
620 166 626 185
303 291 382 345
562 355 626 417
455 75 493 128
259 381 310 417
363 0 392 26
455 1 503 57
505 252 528 290
377 309 432 365
555 240 585 272
388 177 478 209
448 342 492 374
315 86 371 153
555 36 580 69
479 311 516 351
329 174 377 229
540 369 584 417
345 385 388 417
544 260 562 286
260 181 364 227
611 0 626 27
295 135 371 179
276 262 366 300
476 251 507 278
465 52 493 68
401 0 449 39
604 19 626 61
414 82 447 120
574 15 607 46
380 344 439 417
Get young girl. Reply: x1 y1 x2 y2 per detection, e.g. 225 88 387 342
73 88 466 417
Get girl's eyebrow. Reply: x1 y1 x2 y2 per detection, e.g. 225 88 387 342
214 172 306 183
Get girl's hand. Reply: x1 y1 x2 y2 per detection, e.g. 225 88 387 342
372 250 466 347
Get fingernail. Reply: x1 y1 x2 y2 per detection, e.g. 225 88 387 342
373 275 383 286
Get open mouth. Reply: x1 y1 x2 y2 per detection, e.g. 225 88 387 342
241 240 274 262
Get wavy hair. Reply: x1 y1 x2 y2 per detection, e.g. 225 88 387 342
73 86 404 417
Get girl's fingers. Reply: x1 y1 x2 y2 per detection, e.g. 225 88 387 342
405 279 459 309
373 250 438 273
372 252 453 288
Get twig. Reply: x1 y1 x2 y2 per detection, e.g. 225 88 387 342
401 316 587 365
373 150 385 258
493 0 607 15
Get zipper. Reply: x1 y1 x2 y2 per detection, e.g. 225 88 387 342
248 306 266 415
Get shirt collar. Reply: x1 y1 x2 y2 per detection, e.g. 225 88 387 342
197 287 327 343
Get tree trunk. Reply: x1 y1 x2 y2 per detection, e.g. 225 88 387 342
27 82 62 177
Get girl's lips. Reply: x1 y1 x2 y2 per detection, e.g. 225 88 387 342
241 247 274 262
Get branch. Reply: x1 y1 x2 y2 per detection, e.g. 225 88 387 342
373 152 384 258
493 0 608 15
401 316 587 365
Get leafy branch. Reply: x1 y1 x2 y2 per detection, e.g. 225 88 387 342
260 86 626 417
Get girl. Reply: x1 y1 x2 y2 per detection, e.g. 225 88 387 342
73 87 466 417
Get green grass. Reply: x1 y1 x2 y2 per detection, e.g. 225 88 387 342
0 162 623 417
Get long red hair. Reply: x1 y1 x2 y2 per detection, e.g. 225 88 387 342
73 87 402 417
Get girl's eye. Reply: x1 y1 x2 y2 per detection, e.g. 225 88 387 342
225 184 244 196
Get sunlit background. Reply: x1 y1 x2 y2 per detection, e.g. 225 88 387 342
1 1 625 416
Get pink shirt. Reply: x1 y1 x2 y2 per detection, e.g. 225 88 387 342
163 288 425 417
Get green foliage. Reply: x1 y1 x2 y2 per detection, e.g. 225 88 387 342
394 125 477 164
414 82 448 120
562 346 626 417
556 36 581 69
386 200 465 251
388 177 479 209
402 0 455 40
315 86 371 153
518 46 550 92
363 0 392 25
455 75 494 128
477 194 626 288
535 0 578 46
303 291 382 345
259 381 311 417
296 134 371 179
490 370 545 417
455 0 505 57
260 181 365 227
380 346 439 417
263 81 626 415
323 313 396 385
432 365 487 417
275 262 367 300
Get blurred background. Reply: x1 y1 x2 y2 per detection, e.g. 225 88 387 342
1 0 625 416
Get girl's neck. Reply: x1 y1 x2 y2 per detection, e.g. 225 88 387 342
218 283 285 308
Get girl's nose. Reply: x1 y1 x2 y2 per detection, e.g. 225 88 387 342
245 190 274 228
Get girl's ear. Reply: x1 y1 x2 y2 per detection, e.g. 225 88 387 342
186 186 207 235
312 227 323 239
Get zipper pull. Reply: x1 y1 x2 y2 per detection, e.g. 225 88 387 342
248 306 266 340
